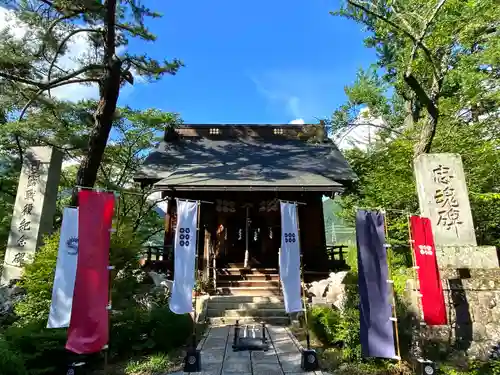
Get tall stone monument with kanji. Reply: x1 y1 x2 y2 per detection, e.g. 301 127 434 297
1 146 63 285
409 153 499 359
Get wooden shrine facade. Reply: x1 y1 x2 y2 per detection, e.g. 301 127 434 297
134 124 356 282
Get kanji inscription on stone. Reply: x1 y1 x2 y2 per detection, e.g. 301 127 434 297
1 146 63 285
414 153 477 247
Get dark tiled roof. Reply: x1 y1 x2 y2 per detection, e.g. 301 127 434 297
135 136 356 191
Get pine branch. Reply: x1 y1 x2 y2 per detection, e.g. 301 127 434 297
0 65 103 90
48 28 104 86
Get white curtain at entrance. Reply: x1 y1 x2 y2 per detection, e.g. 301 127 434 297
279 201 303 313
47 207 79 328
169 199 199 315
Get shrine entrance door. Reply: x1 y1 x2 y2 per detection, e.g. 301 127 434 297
213 198 280 269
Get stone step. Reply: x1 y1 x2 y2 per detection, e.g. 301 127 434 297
207 301 285 310
208 316 290 326
217 273 280 281
216 286 281 296
217 268 278 276
216 280 280 288
209 295 283 303
207 308 286 318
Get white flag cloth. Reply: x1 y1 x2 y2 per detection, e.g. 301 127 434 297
279 201 303 313
47 207 79 328
169 199 198 314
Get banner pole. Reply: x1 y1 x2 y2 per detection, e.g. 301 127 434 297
192 200 201 349
407 215 425 360
295 203 311 349
104 192 120 375
382 210 401 361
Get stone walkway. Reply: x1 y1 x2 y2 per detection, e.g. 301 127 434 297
185 325 326 375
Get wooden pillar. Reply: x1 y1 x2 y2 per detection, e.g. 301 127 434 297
163 197 176 272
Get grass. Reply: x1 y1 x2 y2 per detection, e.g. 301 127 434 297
289 321 414 375
124 352 183 375
89 322 208 375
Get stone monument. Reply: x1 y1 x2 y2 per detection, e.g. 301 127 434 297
409 153 500 359
1 146 63 285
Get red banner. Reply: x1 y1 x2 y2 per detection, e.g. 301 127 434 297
66 190 115 354
410 216 447 326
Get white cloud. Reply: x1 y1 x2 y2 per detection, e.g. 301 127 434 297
249 69 339 123
289 118 305 124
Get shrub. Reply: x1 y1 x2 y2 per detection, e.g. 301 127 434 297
3 320 68 375
15 227 145 324
110 303 192 358
14 234 60 323
0 334 27 375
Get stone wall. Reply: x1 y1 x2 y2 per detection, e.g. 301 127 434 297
407 251 500 360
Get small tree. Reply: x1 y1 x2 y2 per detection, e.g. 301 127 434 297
0 0 182 203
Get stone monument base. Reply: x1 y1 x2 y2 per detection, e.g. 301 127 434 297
407 266 500 360
436 245 498 269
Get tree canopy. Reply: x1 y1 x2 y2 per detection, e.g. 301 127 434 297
332 0 499 155
0 0 182 204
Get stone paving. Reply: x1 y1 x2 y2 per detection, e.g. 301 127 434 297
184 324 326 375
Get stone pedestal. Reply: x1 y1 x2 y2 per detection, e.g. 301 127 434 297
408 269 500 360
1 146 63 285
409 153 500 360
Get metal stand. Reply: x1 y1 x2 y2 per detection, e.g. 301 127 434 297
232 320 269 352
408 215 436 374
290 202 319 372
382 209 402 361
66 188 119 375
184 200 202 373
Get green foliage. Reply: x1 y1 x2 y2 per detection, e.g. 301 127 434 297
110 305 192 359
0 334 27 375
14 234 59 323
124 353 180 375
3 320 68 375
331 0 499 154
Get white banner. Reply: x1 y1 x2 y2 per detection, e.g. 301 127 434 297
47 207 79 328
169 199 199 314
279 201 303 313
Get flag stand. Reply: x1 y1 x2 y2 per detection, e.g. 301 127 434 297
408 215 425 356
64 188 118 375
290 202 319 371
102 191 120 375
407 215 437 375
381 209 402 362
184 200 202 373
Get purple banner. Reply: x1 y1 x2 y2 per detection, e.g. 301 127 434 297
356 210 396 359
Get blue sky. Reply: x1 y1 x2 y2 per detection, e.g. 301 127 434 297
121 0 377 124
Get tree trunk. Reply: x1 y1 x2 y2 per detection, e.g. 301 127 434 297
70 59 122 205
413 104 438 157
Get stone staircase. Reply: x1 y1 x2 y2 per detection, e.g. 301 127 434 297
215 267 281 296
206 295 290 325
207 267 289 325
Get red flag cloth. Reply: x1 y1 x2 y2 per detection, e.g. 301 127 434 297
410 216 447 326
66 190 115 354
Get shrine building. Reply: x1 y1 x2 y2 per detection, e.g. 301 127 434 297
134 124 356 296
